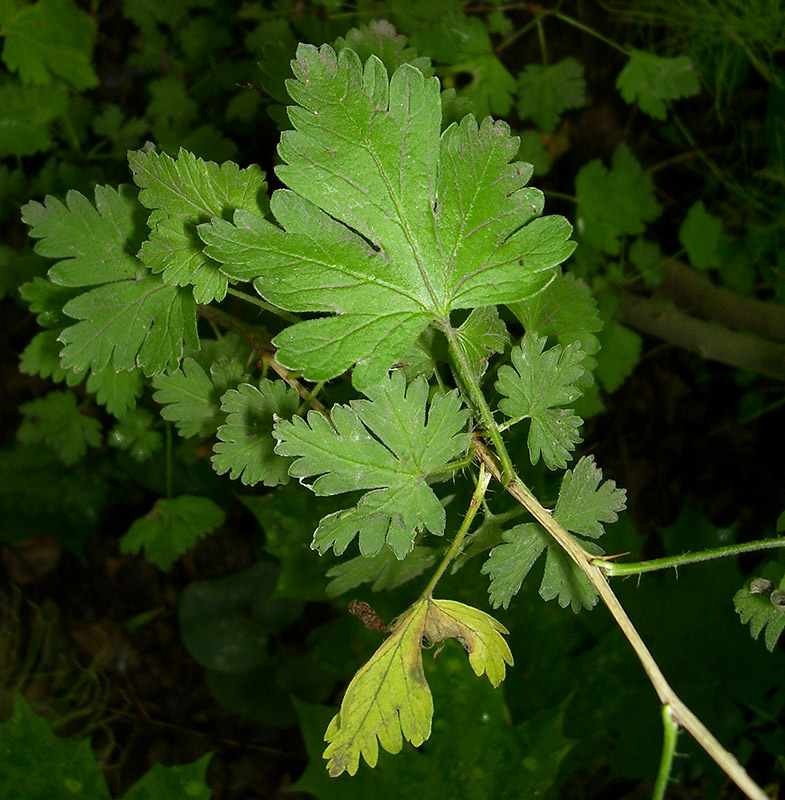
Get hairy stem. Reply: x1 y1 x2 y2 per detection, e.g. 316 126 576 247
472 438 768 800
597 537 785 577
653 705 680 800
440 320 517 484
420 464 492 598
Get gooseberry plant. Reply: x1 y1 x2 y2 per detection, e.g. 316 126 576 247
18 40 782 798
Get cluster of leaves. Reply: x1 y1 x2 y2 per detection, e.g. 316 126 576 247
3 1 785 797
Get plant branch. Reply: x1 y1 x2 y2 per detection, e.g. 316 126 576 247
620 293 785 381
656 260 785 344
420 464 492 598
472 437 769 800
596 537 785 577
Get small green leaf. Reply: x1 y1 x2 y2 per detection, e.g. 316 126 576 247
0 692 111 800
484 457 622 611
122 753 213 800
108 408 162 462
734 562 785 652
274 371 471 558
450 306 509 384
335 19 433 77
22 185 146 288
575 143 661 255
482 522 547 610
496 333 586 469
323 596 512 776
212 379 301 487
326 546 438 597
616 49 700 120
17 390 102 465
516 58 586 133
1 0 99 89
58 276 199 376
128 147 268 303
679 200 724 271
120 495 225 571
555 455 627 539
153 357 249 438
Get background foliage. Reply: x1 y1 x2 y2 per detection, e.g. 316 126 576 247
1 0 785 798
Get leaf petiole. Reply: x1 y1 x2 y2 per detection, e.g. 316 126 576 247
420 464 492 599
595 537 785 577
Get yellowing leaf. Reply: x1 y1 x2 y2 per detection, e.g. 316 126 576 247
323 599 432 777
323 596 512 776
424 599 513 688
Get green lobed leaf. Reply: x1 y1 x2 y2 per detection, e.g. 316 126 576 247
516 58 586 133
128 147 268 303
0 692 111 800
212 379 301 487
323 596 512 776
17 390 102 465
554 455 626 539
449 306 509 385
508 271 602 373
334 19 433 77
108 408 162 462
1 0 99 89
575 143 661 255
85 363 144 418
201 44 574 390
153 356 250 438
616 49 700 121
0 82 70 158
274 371 471 559
483 457 623 611
679 200 724 271
496 333 586 469
120 495 226 571
734 562 785 652
326 545 438 597
22 185 146 288
58 276 199 376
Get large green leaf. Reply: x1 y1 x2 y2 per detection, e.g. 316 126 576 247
201 44 574 390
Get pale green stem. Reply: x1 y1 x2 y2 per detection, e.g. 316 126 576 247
226 287 300 323
550 10 629 56
297 380 326 416
473 438 768 800
440 320 517 484
653 705 680 800
420 464 492 599
596 537 785 577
